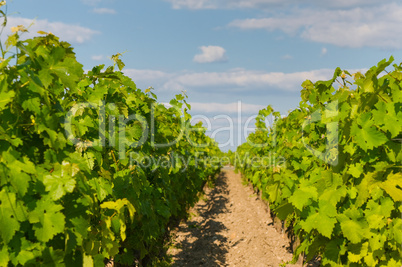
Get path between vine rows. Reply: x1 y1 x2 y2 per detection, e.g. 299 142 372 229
168 168 302 267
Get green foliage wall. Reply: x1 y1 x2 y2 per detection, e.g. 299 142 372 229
236 58 402 266
0 15 221 266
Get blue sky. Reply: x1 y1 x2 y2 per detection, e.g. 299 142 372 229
3 0 402 151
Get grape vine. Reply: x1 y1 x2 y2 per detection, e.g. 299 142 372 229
0 5 222 266
235 58 402 266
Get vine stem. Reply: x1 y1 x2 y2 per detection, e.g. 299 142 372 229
111 150 119 172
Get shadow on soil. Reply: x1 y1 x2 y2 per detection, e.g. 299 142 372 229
171 172 230 266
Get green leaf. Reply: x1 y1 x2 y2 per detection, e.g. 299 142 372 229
301 212 337 238
322 239 343 265
372 101 401 137
318 200 338 218
390 218 402 245
0 189 20 244
176 94 184 101
42 247 64 265
380 172 402 201
50 57 83 90
111 53 125 71
9 169 30 196
100 198 135 221
368 231 387 251
156 200 170 218
340 219 366 243
289 180 318 211
38 68 54 89
350 112 388 151
347 242 368 263
319 186 347 206
22 97 41 113
365 197 394 229
43 162 77 200
22 157 37 174
338 214 368 244
348 163 364 178
0 245 9 267
12 237 39 265
5 33 18 49
29 198 65 242
88 177 112 202
301 201 337 238
386 258 402 267
83 253 94 266
274 202 294 221
69 217 89 247
355 172 381 207
0 90 15 110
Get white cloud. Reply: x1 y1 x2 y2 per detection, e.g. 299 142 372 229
229 17 301 34
229 3 402 49
165 69 333 91
193 46 228 63
164 0 382 10
91 55 105 61
92 7 117 14
313 0 380 8
124 68 335 93
123 69 173 82
5 17 100 44
81 0 103 6
282 54 293 59
189 102 266 113
164 0 218 9
321 47 327 56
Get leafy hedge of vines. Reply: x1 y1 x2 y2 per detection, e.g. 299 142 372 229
0 13 221 266
235 58 402 266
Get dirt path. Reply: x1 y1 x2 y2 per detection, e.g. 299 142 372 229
168 168 300 267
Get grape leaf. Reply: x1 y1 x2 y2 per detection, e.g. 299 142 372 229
347 242 368 263
372 101 401 137
338 214 368 244
300 200 337 238
0 189 20 244
350 112 388 151
0 90 15 110
43 162 76 201
319 185 347 206
88 177 112 202
365 197 394 229
289 180 318 211
380 172 402 202
390 218 402 245
28 199 65 242
301 212 337 238
12 237 39 266
0 245 9 267
9 169 30 197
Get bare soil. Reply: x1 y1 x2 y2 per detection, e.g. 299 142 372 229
167 168 302 267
